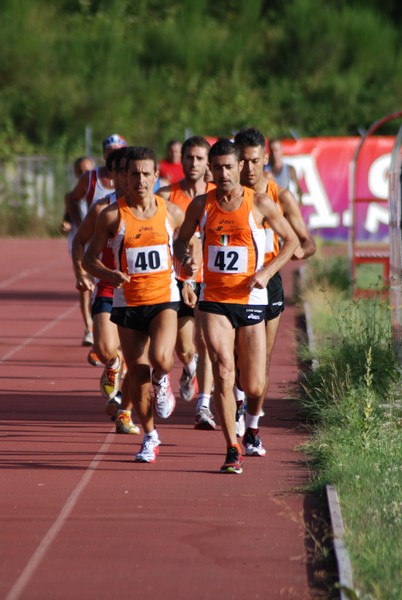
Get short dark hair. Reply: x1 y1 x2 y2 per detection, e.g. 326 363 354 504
234 128 266 150
208 139 240 163
106 147 128 172
181 136 211 158
125 146 157 171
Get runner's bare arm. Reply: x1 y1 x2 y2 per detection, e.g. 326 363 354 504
278 187 316 259
66 172 90 227
173 195 205 276
288 165 303 203
72 201 106 291
249 194 298 289
82 205 129 289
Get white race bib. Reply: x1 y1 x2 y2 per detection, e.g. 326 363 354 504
207 246 248 273
125 244 169 274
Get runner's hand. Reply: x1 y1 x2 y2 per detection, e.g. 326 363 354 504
182 285 197 308
110 269 131 288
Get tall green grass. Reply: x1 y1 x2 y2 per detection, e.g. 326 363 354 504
299 248 402 600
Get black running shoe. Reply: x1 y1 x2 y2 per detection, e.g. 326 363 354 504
220 446 244 474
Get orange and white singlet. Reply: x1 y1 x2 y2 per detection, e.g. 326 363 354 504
169 181 215 282
263 179 283 265
111 196 179 307
199 187 267 305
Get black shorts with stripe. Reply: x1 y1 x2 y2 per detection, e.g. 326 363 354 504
266 271 285 321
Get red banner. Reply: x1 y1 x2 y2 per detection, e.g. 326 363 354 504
276 137 394 241
207 136 395 241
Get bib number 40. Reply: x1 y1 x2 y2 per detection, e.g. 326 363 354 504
126 244 169 274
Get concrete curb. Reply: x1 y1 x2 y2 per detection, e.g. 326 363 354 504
299 266 355 599
326 485 355 600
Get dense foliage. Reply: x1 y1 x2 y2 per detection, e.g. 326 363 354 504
1 0 401 158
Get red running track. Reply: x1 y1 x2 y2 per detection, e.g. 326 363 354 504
0 239 324 600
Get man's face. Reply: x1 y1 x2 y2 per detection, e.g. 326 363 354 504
209 153 243 193
168 143 181 164
74 159 94 179
269 141 283 162
126 159 158 199
239 145 267 188
181 145 209 182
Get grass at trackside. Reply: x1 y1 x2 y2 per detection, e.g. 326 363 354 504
298 242 402 600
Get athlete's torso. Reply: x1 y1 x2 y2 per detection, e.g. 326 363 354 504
86 169 115 207
265 163 290 189
199 187 267 305
111 195 179 307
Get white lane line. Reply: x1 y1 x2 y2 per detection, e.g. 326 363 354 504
0 259 61 290
0 304 78 365
4 432 114 600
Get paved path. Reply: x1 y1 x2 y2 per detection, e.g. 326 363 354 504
0 239 328 600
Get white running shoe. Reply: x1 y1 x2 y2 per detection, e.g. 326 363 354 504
82 328 94 346
135 434 161 462
179 368 198 402
194 407 216 430
152 372 176 419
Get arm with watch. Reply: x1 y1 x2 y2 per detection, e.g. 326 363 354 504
180 239 200 307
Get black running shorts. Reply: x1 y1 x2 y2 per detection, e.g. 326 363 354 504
266 271 285 321
111 302 180 332
198 301 266 329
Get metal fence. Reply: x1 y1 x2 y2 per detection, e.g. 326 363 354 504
388 127 402 361
0 156 79 235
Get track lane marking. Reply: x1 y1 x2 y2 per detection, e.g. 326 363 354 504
5 432 114 600
0 304 78 364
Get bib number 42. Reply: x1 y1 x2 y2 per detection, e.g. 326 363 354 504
207 246 247 273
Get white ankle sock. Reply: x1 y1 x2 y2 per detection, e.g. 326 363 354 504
196 394 211 411
245 412 260 430
146 429 158 440
234 386 245 403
